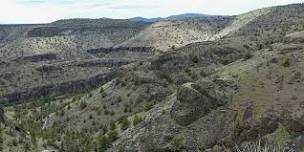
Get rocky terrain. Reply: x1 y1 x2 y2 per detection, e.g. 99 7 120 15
0 3 304 152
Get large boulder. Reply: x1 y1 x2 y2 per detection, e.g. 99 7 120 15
238 111 280 141
170 80 227 126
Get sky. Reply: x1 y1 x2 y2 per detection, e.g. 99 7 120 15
0 0 303 24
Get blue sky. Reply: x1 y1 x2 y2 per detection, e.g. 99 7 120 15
0 0 303 24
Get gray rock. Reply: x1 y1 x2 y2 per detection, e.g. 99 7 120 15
15 53 57 62
282 112 304 132
170 80 227 126
238 111 280 141
0 71 118 104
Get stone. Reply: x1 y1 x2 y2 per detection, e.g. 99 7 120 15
170 80 226 126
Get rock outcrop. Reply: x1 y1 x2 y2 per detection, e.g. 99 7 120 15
170 80 227 126
151 42 245 72
15 53 57 62
75 59 133 67
0 71 118 104
87 47 155 54
27 27 72 37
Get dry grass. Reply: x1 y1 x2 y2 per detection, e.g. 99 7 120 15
234 140 293 152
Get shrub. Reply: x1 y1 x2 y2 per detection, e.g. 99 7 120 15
257 43 264 50
118 145 126 152
104 110 110 115
200 70 207 77
291 95 298 100
191 56 199 63
59 110 65 116
124 106 128 113
234 116 242 138
243 44 251 50
102 92 107 98
110 121 116 131
133 115 143 126
268 46 273 51
102 126 108 135
281 58 290 67
116 96 122 103
97 109 102 115
168 137 185 151
120 117 130 130
24 142 30 151
270 58 278 63
159 73 173 83
185 68 191 75
144 102 154 111
87 92 92 98
110 110 115 116
99 88 104 93
97 135 110 150
79 101 87 110
108 130 118 142
121 80 127 87
244 52 253 60
171 45 176 50
11 138 18 147
135 95 144 104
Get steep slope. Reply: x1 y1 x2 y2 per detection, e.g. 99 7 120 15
118 18 232 51
0 19 151 59
109 4 304 151
121 4 304 52
228 3 304 42
210 7 272 40
109 27 304 152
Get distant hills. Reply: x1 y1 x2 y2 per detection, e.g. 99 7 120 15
128 13 224 22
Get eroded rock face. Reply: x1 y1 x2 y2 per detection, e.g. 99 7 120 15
15 53 57 62
27 27 72 37
0 71 118 104
170 84 208 126
87 47 155 54
75 59 133 67
170 80 227 126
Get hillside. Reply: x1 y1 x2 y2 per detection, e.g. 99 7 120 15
0 19 151 59
118 17 232 51
0 3 304 152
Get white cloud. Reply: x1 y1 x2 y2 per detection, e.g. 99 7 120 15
0 0 303 23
